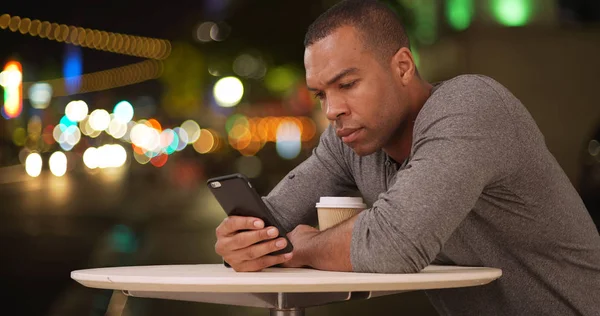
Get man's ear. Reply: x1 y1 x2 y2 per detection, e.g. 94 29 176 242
390 47 416 85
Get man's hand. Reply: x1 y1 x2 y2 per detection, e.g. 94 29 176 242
280 225 320 268
214 216 293 272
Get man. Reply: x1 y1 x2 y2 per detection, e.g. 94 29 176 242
214 0 600 315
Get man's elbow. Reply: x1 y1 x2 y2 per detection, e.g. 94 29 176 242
351 238 433 274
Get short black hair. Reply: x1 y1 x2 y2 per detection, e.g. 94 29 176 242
304 0 410 61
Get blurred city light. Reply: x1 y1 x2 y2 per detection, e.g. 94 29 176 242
89 109 111 131
27 116 42 140
113 100 134 123
160 129 179 155
173 127 188 151
12 127 26 146
59 115 77 132
28 82 52 109
150 154 168 167
446 0 474 31
276 120 302 160
1 61 23 119
195 22 216 42
233 53 267 79
83 147 98 169
25 152 42 177
264 66 299 94
491 0 532 27
413 0 438 45
63 45 82 94
84 144 127 169
49 151 67 177
27 59 164 98
64 100 88 122
209 22 231 42
0 13 171 60
130 121 162 157
63 125 81 147
213 76 244 107
107 116 128 139
193 129 217 154
110 224 138 253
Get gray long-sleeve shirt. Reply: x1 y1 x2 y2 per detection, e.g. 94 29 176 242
263 74 600 316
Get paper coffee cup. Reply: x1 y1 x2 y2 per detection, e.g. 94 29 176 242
316 197 367 231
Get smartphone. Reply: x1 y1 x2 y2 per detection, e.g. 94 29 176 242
207 173 293 256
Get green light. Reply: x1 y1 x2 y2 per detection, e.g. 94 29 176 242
264 66 299 94
413 0 438 45
446 0 473 31
492 0 532 27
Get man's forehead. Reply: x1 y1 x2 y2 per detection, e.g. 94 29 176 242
304 26 363 61
304 27 365 82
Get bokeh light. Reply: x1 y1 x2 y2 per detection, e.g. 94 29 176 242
113 100 134 123
1 60 23 119
195 22 216 42
49 151 67 177
65 100 88 122
25 152 43 177
107 116 128 139
28 82 53 109
492 0 532 27
89 109 110 131
63 45 82 94
446 0 474 31
12 127 27 146
213 76 244 107
276 120 302 160
264 66 299 94
193 129 217 154
173 127 188 151
181 120 201 143
83 147 98 169
84 144 127 169
233 53 267 79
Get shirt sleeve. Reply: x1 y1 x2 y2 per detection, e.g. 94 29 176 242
263 124 358 233
351 77 520 273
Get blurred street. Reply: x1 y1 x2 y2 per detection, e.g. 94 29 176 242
0 163 436 316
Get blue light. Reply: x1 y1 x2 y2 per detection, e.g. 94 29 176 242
276 140 301 160
113 100 134 123
59 115 77 132
110 224 138 254
63 45 82 95
173 127 188 151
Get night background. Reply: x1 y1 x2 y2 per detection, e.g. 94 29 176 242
1 0 599 315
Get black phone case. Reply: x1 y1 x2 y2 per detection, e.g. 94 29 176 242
207 173 294 256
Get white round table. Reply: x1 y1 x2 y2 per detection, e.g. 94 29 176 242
71 264 502 316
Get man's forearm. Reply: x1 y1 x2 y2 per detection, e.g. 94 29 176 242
305 214 359 272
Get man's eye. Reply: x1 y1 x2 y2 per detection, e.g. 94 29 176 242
340 81 357 89
313 92 325 100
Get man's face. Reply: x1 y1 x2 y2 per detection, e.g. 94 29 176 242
304 26 409 156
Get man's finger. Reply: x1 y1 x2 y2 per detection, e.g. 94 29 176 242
226 226 280 250
216 216 264 237
235 252 294 272
228 237 288 263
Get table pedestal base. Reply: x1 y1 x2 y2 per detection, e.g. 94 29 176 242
270 308 304 316
122 290 405 314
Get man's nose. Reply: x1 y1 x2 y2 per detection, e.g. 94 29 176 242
325 94 349 121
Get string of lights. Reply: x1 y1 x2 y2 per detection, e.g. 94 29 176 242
22 59 163 99
0 13 171 60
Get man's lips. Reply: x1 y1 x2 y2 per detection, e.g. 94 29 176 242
336 128 362 143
